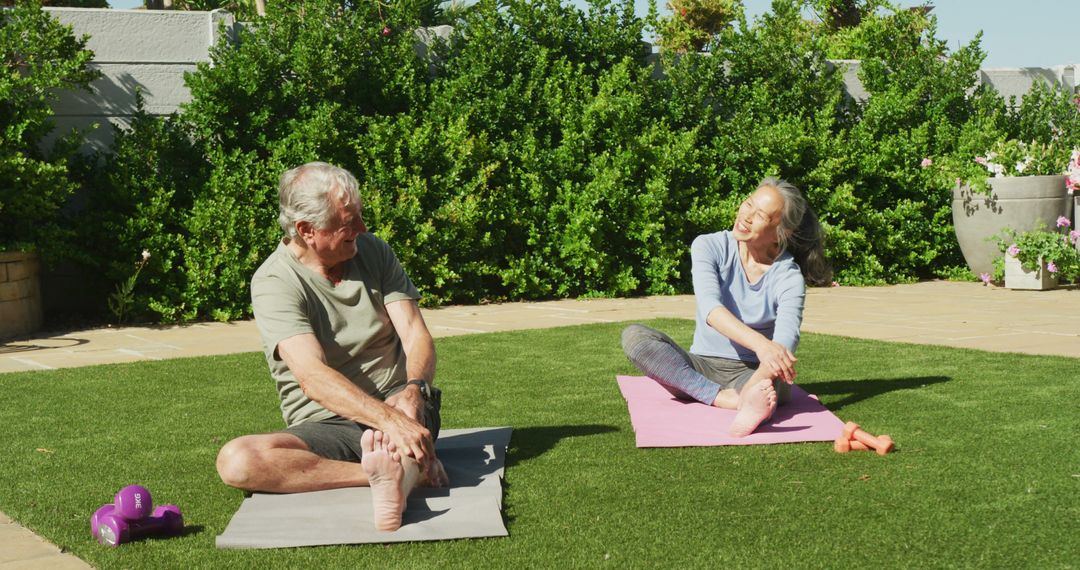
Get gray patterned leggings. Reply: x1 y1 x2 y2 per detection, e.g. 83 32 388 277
620 324 790 406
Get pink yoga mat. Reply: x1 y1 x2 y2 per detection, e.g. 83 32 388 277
617 375 844 447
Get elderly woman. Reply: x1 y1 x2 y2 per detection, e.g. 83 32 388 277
621 177 831 437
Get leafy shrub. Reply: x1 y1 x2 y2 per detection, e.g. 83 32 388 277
74 94 205 321
655 0 741 52
359 0 676 304
66 0 1080 322
0 0 98 261
822 4 992 283
80 0 431 321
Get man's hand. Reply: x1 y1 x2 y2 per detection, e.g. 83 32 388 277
754 340 797 383
385 384 425 422
380 407 435 470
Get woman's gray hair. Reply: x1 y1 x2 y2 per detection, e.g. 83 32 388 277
759 176 807 253
278 162 361 239
758 176 832 286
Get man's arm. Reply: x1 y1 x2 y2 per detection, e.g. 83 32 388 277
277 333 435 467
384 298 445 484
384 299 436 419
386 298 436 384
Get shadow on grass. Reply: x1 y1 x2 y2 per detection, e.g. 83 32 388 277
181 524 205 538
807 375 951 411
506 424 619 467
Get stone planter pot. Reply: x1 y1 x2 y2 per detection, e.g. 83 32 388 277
1003 255 1057 290
952 175 1072 275
1075 194 1080 255
0 251 44 339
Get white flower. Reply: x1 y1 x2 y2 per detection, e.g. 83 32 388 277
1014 157 1031 174
141 250 151 262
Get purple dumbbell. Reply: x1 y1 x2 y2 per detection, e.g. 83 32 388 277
90 486 184 546
113 485 152 520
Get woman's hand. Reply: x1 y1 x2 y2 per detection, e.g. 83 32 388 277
755 341 797 383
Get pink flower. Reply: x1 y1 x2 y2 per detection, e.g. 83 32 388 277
920 158 932 168
974 156 987 165
979 272 991 285
1007 244 1020 257
1047 262 1058 274
831 281 840 287
1057 216 1071 228
1071 230 1080 244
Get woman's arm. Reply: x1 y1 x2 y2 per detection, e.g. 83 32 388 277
705 306 796 382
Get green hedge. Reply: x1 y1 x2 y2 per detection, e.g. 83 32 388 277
0 0 98 261
42 0 1080 321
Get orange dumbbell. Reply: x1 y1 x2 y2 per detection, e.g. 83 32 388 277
837 421 894 455
833 436 871 453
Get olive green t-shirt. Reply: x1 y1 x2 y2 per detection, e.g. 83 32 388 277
250 234 420 427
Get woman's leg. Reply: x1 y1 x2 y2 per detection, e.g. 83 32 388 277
620 324 722 405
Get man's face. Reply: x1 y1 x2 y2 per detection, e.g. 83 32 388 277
308 196 367 265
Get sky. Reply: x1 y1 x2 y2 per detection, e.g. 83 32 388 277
102 0 1079 68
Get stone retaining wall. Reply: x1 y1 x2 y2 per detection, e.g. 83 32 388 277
0 253 43 340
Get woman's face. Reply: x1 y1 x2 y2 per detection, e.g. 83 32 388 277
731 185 785 246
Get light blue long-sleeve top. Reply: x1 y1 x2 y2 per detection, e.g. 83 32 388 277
689 231 806 361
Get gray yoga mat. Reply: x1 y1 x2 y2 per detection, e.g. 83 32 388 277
216 426 512 549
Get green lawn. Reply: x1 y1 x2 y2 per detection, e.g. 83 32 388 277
1 319 1077 568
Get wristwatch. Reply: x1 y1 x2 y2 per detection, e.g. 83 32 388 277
406 379 431 400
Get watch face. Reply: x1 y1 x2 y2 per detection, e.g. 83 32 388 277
410 380 430 399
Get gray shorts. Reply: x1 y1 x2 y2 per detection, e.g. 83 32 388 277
686 352 760 393
283 383 442 462
687 352 792 405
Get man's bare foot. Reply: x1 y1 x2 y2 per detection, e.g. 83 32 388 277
425 458 449 488
361 429 406 531
729 381 777 437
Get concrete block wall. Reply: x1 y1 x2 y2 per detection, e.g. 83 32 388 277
45 7 236 152
834 59 1079 103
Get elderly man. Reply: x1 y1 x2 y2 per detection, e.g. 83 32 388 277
216 162 445 531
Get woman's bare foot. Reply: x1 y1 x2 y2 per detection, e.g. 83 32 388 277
729 381 777 437
361 430 407 531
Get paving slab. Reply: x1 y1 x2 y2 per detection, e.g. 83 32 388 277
0 511 91 569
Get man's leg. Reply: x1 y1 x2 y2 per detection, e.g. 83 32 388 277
217 428 422 531
216 432 370 493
